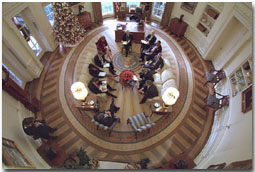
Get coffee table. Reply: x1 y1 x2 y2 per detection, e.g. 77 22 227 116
119 70 137 89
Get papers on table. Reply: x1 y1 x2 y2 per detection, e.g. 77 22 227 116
132 75 138 81
98 72 106 77
122 41 128 45
103 63 110 68
141 40 148 44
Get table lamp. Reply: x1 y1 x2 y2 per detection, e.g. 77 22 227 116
71 82 88 107
162 87 180 106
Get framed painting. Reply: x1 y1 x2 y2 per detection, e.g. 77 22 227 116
2 137 35 169
120 2 126 11
181 2 197 14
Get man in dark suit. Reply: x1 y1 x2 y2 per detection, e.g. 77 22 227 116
144 53 164 72
88 77 117 98
22 117 58 140
94 98 120 127
138 68 155 89
140 40 162 62
141 31 157 52
122 30 134 57
94 52 116 75
139 80 158 104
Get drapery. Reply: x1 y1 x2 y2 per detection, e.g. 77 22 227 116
92 2 103 24
160 2 174 28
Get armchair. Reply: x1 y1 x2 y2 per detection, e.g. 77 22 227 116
204 69 226 87
91 117 120 137
203 93 229 111
127 112 155 139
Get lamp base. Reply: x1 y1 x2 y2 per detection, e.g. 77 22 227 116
81 100 86 107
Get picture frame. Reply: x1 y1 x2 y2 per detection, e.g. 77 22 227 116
181 2 197 14
2 137 35 169
241 85 252 113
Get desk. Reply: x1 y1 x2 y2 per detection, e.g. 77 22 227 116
76 94 99 112
115 22 145 43
150 99 172 117
37 140 68 167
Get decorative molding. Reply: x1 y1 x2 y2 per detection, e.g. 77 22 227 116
233 3 252 31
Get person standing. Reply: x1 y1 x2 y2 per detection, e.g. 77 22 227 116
22 117 58 140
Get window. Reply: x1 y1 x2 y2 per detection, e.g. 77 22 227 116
12 14 42 56
152 2 166 18
2 64 23 87
101 2 114 15
126 2 140 7
43 3 54 26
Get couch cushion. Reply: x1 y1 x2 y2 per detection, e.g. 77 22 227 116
161 69 174 83
153 73 162 84
161 79 176 95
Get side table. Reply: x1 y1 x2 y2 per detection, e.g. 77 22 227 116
150 99 173 117
76 94 99 112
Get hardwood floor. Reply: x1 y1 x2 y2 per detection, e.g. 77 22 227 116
37 19 215 168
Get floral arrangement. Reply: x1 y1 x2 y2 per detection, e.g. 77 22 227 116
121 70 134 81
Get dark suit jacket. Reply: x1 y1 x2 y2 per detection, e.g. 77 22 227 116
122 33 134 46
88 78 102 94
151 56 164 70
94 54 107 68
150 45 162 55
146 34 157 46
144 84 158 98
139 70 155 82
94 112 116 127
89 66 104 78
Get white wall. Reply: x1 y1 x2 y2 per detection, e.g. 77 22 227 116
193 2 252 168
2 91 50 169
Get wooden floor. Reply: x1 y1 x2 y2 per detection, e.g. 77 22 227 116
37 19 215 168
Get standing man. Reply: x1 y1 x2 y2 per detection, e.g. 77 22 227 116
122 30 133 57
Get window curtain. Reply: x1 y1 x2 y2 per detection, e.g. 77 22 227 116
92 2 103 24
146 2 153 21
160 2 174 28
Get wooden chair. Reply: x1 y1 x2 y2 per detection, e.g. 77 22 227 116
204 69 226 87
121 44 132 54
203 93 229 111
127 112 155 139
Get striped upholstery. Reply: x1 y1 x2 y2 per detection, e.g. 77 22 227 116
128 113 155 132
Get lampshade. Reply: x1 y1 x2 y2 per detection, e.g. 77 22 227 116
71 82 88 100
162 87 180 106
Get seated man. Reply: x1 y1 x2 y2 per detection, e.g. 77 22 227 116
88 64 117 82
144 53 164 73
141 31 157 52
138 68 155 90
22 117 58 140
96 36 109 55
139 80 158 104
88 77 117 98
94 51 116 75
140 40 162 62
122 30 134 57
94 98 120 127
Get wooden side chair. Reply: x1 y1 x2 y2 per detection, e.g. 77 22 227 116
204 69 226 87
203 92 229 111
127 112 155 139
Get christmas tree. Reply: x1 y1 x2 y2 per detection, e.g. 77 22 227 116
53 2 85 46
